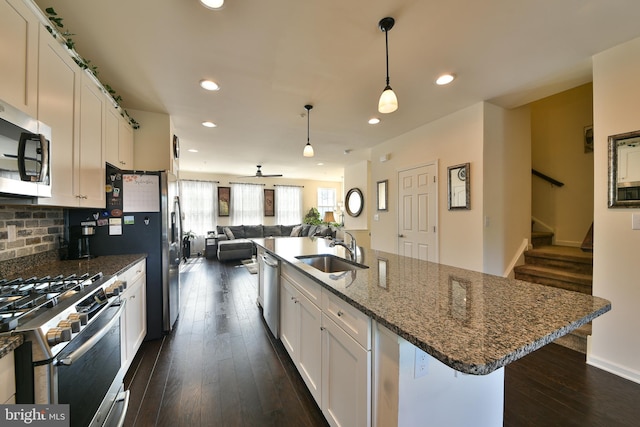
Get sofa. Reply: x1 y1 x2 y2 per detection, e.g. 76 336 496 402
215 224 337 261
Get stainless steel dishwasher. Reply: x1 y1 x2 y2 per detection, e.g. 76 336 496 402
261 252 280 338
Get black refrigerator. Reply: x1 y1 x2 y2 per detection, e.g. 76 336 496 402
68 165 182 340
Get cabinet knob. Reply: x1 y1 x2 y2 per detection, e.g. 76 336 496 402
337 310 344 317
320 326 325 331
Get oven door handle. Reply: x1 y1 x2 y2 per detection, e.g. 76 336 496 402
56 301 126 366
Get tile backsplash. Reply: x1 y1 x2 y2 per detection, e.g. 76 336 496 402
0 205 64 262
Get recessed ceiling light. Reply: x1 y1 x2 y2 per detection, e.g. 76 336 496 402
200 79 220 91
317 162 324 166
200 0 224 10
436 74 455 85
188 149 199 153
202 121 217 128
368 117 381 125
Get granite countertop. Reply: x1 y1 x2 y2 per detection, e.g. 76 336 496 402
5 254 146 281
0 334 23 360
253 237 611 375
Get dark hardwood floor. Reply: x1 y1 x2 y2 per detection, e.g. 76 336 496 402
124 257 640 427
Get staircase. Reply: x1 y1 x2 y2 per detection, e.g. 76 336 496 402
514 239 593 354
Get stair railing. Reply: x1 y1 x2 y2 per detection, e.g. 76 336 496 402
532 169 564 187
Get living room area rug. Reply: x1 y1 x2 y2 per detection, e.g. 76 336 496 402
241 259 258 274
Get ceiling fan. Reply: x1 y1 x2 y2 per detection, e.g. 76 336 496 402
239 165 283 178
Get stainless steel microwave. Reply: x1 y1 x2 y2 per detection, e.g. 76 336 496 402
0 99 51 198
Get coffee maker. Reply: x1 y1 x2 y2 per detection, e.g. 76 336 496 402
69 225 96 259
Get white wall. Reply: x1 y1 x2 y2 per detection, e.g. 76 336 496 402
482 104 531 276
343 159 370 231
129 109 173 172
589 36 640 383
369 103 485 271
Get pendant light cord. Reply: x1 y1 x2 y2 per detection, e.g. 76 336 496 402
307 108 310 143
385 30 390 86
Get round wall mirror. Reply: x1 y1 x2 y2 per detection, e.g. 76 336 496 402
345 188 364 217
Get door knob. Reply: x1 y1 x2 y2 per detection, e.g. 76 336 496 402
398 234 404 238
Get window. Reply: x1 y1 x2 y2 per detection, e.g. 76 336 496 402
231 183 263 225
180 180 217 235
276 185 302 225
317 187 336 218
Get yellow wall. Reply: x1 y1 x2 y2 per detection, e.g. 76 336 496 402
590 36 640 383
530 84 594 246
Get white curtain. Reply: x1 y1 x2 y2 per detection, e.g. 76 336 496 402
180 180 217 236
276 185 303 225
231 183 263 225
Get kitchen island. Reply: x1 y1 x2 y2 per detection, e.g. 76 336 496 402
253 236 611 427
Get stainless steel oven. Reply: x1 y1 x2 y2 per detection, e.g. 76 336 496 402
0 98 51 198
5 273 130 427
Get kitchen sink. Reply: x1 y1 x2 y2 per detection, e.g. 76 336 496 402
295 254 368 273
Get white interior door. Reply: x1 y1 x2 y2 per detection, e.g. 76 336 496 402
398 164 438 262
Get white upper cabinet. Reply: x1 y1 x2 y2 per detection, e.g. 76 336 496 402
106 106 134 169
37 26 105 208
36 24 81 207
77 72 106 207
0 0 38 116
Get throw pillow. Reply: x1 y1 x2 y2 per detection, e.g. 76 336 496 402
290 225 302 237
223 227 235 240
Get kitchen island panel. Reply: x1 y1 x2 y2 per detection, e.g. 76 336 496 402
252 237 610 375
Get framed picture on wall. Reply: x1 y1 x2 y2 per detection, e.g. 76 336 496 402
218 186 230 216
264 189 275 216
377 180 388 211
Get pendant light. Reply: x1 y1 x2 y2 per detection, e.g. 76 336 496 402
378 17 398 114
303 104 314 157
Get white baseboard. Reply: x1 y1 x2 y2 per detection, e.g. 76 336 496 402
587 355 640 385
503 238 529 278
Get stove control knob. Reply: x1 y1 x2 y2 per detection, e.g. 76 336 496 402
68 312 88 326
58 319 81 333
46 327 72 346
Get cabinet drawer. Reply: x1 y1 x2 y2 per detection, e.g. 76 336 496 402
322 290 371 350
281 263 322 307
118 259 146 288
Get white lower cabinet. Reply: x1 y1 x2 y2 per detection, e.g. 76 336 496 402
322 314 371 427
280 275 322 404
0 350 16 404
280 264 371 427
119 260 147 373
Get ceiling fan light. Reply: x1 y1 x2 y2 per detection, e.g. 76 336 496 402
378 86 398 114
200 0 224 10
303 142 314 157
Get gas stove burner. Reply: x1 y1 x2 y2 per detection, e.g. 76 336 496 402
0 271 105 333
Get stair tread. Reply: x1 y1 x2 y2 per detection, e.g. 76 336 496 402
525 245 593 263
514 264 592 283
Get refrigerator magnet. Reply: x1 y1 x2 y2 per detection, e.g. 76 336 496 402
108 218 123 235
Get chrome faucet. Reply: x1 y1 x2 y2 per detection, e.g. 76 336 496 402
330 231 357 259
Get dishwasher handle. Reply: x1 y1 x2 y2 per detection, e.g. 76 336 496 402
261 254 279 268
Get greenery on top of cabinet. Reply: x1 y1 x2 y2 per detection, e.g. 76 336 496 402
43 7 140 129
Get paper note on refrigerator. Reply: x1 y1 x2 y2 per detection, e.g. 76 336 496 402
122 174 160 212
